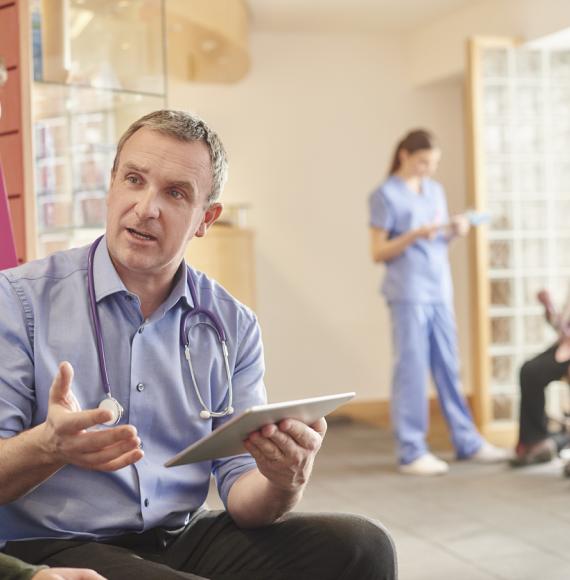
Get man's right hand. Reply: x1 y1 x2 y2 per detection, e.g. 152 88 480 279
41 362 143 471
34 567 107 580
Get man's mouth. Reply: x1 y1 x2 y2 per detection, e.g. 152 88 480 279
126 227 157 242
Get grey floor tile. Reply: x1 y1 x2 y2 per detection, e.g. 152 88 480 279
205 421 570 580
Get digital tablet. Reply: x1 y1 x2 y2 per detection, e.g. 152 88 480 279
165 392 355 467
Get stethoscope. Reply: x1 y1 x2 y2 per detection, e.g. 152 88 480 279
87 236 234 425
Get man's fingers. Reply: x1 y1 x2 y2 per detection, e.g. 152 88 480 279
55 408 114 435
48 362 74 406
278 418 325 450
90 448 144 472
79 437 142 467
245 433 283 461
35 567 107 579
310 417 327 438
68 425 139 454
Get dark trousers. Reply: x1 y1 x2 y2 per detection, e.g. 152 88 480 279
4 510 397 580
518 344 570 445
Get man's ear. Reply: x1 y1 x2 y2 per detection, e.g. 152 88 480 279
196 202 223 238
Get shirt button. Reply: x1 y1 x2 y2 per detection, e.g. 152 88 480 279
136 383 145 392
138 326 144 334
144 498 150 507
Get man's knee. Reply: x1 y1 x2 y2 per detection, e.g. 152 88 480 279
313 513 397 580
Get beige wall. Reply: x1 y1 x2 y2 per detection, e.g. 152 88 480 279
169 31 472 403
408 0 570 85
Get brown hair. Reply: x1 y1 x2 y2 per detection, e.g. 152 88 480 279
111 110 228 203
388 129 436 175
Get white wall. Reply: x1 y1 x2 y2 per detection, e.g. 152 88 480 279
169 31 471 402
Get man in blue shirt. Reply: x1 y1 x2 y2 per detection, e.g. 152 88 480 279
0 110 395 579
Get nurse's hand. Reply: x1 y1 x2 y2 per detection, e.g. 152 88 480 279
243 417 327 492
450 214 470 237
413 223 439 240
34 567 107 579
41 362 143 471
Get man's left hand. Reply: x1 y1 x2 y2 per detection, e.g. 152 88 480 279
243 417 327 491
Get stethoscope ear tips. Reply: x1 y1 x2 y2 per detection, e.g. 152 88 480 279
199 410 211 420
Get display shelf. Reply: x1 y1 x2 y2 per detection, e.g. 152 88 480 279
27 0 166 258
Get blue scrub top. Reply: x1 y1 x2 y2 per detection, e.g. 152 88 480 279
369 175 453 304
0 237 265 545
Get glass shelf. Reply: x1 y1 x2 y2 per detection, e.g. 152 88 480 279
29 0 166 258
32 0 165 95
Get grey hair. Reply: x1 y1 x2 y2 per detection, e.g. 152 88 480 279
111 109 228 203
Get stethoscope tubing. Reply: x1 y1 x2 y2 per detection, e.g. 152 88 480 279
87 236 234 422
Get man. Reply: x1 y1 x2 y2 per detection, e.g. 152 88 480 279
512 288 570 466
0 110 396 579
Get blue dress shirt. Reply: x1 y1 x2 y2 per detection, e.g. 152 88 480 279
369 175 453 304
0 237 265 544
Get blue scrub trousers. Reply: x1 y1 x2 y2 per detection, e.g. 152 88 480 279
389 302 483 465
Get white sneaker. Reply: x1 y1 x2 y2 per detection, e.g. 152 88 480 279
399 453 449 476
468 441 513 463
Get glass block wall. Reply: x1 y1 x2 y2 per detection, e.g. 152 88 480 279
481 46 570 425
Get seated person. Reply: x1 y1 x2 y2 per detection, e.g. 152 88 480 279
512 288 570 466
0 110 396 579
0 552 105 580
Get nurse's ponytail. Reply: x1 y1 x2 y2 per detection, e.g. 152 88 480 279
388 129 436 175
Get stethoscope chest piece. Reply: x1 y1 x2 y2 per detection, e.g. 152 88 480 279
98 396 124 426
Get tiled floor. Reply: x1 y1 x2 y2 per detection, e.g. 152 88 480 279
208 419 570 580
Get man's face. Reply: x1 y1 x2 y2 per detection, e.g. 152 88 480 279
105 127 221 285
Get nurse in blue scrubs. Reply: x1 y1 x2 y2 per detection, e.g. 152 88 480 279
369 129 509 475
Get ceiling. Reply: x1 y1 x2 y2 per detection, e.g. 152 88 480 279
246 0 489 35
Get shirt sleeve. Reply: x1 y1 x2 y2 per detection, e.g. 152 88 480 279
0 274 35 438
369 188 395 232
0 553 47 580
212 311 266 506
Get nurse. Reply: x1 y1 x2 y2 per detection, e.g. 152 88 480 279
368 128 509 475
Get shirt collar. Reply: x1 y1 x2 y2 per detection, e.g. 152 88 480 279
93 235 128 302
92 235 195 310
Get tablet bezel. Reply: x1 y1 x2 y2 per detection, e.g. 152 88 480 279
165 392 355 467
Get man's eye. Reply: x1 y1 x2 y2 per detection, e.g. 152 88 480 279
126 175 140 184
169 189 184 199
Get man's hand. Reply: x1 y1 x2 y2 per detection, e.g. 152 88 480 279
34 568 106 580
243 417 327 492
41 362 143 471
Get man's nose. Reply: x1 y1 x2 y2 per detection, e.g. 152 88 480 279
134 188 160 220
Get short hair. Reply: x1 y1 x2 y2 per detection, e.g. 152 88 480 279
111 110 228 203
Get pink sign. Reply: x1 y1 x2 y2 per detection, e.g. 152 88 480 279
0 160 18 270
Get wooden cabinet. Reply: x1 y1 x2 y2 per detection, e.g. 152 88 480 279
0 0 27 262
185 225 256 310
